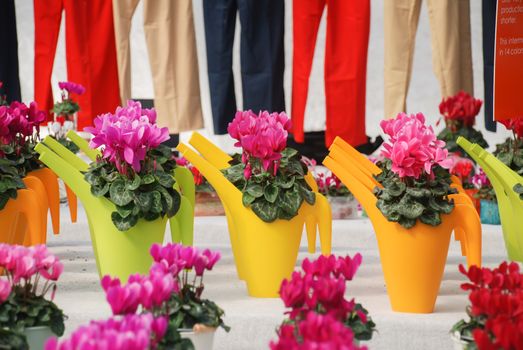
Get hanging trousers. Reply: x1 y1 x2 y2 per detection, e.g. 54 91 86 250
384 0 474 119
482 0 497 132
113 0 203 133
0 0 21 103
292 0 370 148
203 0 285 135
34 0 120 130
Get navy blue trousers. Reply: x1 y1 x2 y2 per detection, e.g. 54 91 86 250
0 0 21 103
483 0 497 132
203 0 285 134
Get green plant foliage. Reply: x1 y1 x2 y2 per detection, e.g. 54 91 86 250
167 286 230 333
494 137 523 176
52 100 79 117
438 125 489 159
0 328 29 350
0 289 65 337
474 185 496 201
0 142 41 177
451 306 484 348
373 159 457 229
223 148 315 222
156 320 195 350
84 145 181 231
344 303 376 342
0 158 26 210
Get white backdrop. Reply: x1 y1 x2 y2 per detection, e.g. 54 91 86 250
13 0 511 152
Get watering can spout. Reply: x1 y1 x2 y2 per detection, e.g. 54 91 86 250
176 143 241 205
67 130 100 162
188 132 232 170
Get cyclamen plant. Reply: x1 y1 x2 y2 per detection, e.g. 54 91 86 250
223 110 315 222
45 314 169 350
0 158 26 210
471 169 496 201
450 156 476 190
52 81 85 123
0 101 46 176
437 91 488 156
0 244 66 343
84 101 180 231
374 112 456 228
451 262 523 349
272 254 375 349
494 117 523 176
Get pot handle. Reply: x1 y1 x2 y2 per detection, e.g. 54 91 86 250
175 166 195 208
66 130 101 162
331 136 381 175
314 193 332 256
188 132 232 170
170 195 194 246
452 203 482 267
328 143 380 191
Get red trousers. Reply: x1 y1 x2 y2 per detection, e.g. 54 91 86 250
291 0 370 147
34 0 120 130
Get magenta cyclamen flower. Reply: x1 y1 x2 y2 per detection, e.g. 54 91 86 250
380 113 453 179
270 312 365 350
45 314 166 350
58 81 85 95
472 168 491 189
0 244 63 284
149 243 221 277
85 101 169 173
0 101 46 144
227 110 291 175
0 279 11 303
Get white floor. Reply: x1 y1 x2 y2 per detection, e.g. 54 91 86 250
47 203 507 350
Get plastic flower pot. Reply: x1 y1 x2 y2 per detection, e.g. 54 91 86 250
177 142 332 298
179 326 216 350
480 199 501 225
324 139 481 313
464 188 480 214
327 196 358 219
457 136 523 262
23 326 55 350
34 139 190 282
0 189 42 246
185 132 323 282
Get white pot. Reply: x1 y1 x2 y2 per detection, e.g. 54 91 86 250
451 332 470 350
23 326 55 350
179 327 216 350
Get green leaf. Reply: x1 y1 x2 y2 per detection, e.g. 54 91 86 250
279 188 303 216
281 148 298 159
156 172 175 188
251 201 279 222
246 184 264 198
127 174 141 190
109 179 134 206
142 174 155 184
111 212 138 231
396 196 424 219
242 192 256 206
90 182 110 197
135 192 153 211
263 184 279 203
151 191 163 213
419 211 442 226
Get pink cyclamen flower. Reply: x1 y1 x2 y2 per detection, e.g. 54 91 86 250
101 275 142 315
380 112 453 179
58 81 85 95
0 279 12 303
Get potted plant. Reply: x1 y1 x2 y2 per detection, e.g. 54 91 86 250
272 253 375 349
178 110 332 297
450 156 480 213
0 244 65 349
176 157 224 216
316 171 357 220
52 81 85 132
471 169 500 225
451 261 523 349
150 243 229 349
0 328 28 350
324 112 482 313
437 91 488 157
494 117 523 176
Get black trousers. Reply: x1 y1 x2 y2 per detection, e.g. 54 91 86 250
482 0 497 132
0 0 21 103
203 0 285 134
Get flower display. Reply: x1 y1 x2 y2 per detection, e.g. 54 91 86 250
272 254 375 347
494 117 523 176
52 81 85 128
471 168 495 201
451 262 523 349
57 81 86 95
374 113 457 228
0 244 66 337
450 156 476 189
223 110 315 222
500 117 523 139
45 314 167 350
270 311 366 350
86 101 169 174
380 113 453 179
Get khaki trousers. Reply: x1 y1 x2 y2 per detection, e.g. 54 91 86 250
384 0 473 119
112 0 203 132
